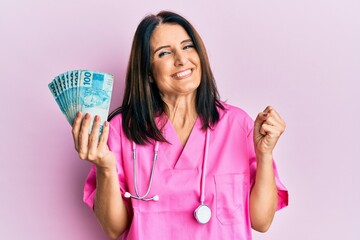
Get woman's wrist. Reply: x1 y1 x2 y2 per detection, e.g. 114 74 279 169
255 152 273 163
96 163 117 177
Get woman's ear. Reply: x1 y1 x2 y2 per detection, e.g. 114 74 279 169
148 73 154 83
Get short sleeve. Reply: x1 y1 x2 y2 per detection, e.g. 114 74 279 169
247 123 289 211
83 115 130 210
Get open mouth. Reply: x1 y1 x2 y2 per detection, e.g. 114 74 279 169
171 69 192 79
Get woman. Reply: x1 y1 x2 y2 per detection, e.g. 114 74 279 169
72 11 288 240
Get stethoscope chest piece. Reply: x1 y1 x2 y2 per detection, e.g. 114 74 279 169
194 204 211 224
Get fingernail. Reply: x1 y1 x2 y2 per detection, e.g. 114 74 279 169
85 113 90 119
104 121 109 127
95 115 100 121
76 112 81 118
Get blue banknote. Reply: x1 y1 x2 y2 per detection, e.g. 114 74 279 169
49 70 114 133
48 81 65 115
78 70 113 133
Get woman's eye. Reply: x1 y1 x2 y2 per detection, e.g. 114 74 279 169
158 51 171 58
183 45 194 50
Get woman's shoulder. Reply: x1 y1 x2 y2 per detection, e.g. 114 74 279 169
108 112 123 132
217 102 254 132
219 102 253 122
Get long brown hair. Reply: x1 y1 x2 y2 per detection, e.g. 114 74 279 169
108 11 224 144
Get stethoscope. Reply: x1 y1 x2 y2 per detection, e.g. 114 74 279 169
124 141 160 201
124 129 212 224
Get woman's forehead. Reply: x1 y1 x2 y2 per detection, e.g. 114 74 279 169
150 23 191 48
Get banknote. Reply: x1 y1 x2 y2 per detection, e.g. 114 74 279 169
78 70 113 132
50 74 67 123
55 75 68 120
48 81 65 115
64 70 78 121
48 70 114 133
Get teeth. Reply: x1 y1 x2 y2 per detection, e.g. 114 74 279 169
174 69 191 78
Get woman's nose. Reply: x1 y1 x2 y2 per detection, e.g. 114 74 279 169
174 51 188 66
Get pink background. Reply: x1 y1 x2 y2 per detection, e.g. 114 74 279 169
1 0 359 239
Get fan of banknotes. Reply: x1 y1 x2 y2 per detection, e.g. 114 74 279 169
48 70 114 132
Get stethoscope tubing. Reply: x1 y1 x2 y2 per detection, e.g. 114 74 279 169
200 129 210 204
125 141 159 201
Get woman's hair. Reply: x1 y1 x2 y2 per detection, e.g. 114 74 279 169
108 10 224 144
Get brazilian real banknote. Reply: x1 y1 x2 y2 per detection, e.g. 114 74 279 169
49 70 114 133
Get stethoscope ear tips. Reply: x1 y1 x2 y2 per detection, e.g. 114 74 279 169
153 195 159 201
124 192 131 198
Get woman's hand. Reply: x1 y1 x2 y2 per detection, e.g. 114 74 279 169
253 106 286 157
72 112 115 170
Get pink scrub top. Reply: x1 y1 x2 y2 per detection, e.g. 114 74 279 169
83 103 288 240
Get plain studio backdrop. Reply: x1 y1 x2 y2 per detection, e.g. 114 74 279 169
1 0 359 239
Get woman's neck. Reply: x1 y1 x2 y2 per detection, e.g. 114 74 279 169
163 94 197 122
162 94 198 146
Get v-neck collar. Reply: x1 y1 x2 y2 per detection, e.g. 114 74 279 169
160 116 206 170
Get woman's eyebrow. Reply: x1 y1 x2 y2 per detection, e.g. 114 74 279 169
181 39 192 44
153 45 170 55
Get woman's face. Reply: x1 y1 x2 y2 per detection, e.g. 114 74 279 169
150 23 201 99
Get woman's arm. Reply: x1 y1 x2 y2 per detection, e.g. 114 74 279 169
249 153 278 232
72 112 130 239
250 106 286 232
94 165 130 239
